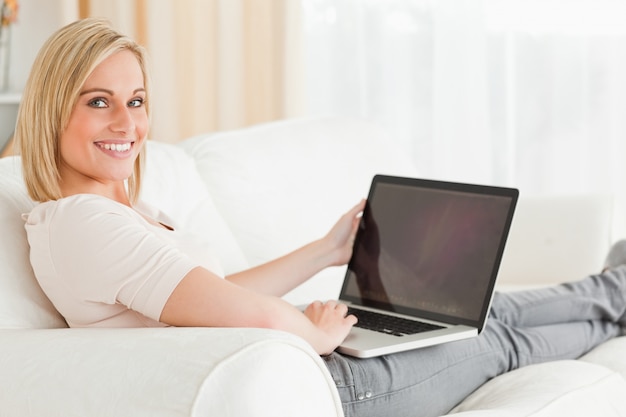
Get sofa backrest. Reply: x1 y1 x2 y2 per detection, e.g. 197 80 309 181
140 141 249 274
0 157 67 328
179 116 420 304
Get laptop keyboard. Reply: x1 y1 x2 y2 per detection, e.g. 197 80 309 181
347 307 444 337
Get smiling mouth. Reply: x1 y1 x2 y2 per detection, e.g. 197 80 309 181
96 142 134 152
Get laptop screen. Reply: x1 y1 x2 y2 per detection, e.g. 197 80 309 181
341 175 518 328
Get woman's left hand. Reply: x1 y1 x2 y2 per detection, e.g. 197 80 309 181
323 199 366 266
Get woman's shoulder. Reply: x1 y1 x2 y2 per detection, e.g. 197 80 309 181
25 194 138 228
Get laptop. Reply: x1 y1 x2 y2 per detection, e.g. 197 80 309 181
336 174 518 358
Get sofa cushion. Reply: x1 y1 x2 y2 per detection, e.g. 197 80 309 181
179 116 419 305
450 359 626 416
141 141 248 274
580 336 626 380
0 157 67 329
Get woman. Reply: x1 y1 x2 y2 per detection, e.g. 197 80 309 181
17 18 626 417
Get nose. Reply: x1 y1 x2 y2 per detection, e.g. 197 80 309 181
109 105 135 134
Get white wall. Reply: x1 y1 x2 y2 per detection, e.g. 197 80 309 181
8 0 77 92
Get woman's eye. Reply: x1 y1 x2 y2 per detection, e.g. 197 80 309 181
88 98 107 108
128 98 144 108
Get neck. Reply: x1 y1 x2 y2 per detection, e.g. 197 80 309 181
59 179 132 207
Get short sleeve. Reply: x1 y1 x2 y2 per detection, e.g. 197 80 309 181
28 195 199 322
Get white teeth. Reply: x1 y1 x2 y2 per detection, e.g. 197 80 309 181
99 142 132 152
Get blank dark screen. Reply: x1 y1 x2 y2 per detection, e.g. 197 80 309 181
343 181 513 323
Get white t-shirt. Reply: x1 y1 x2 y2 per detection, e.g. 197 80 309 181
24 194 224 328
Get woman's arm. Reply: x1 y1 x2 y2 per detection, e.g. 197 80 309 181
159 200 365 355
159 266 357 355
226 200 366 296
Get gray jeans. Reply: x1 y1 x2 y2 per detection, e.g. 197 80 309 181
324 267 626 417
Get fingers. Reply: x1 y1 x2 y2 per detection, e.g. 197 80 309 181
349 199 366 217
329 300 348 316
308 300 354 320
304 300 357 354
309 300 340 310
351 199 366 228
310 300 342 309
329 301 357 325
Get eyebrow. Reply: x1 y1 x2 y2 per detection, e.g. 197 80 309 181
79 87 146 96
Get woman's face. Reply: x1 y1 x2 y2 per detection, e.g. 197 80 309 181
59 50 148 195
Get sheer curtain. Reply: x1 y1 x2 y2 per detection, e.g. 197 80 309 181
301 0 626 238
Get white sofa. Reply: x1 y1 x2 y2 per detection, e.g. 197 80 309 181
1 116 625 417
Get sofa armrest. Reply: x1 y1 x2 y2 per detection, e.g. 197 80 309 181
0 327 343 417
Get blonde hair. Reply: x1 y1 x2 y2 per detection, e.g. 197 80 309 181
16 18 151 203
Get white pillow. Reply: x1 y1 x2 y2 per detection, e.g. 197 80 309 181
451 360 626 416
580 336 626 380
141 141 249 274
179 116 418 304
181 116 417 262
0 157 67 328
